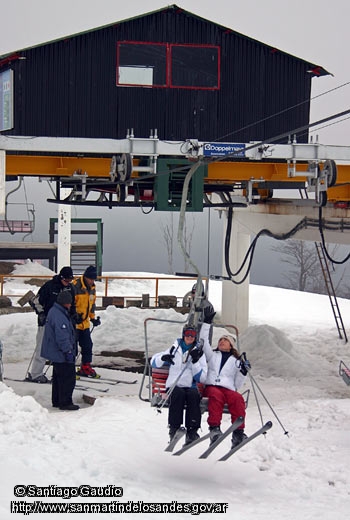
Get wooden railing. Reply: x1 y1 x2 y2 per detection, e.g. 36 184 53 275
0 274 201 308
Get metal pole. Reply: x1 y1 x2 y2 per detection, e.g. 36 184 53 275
248 372 289 436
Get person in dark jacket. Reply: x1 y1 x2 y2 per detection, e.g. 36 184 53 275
41 290 79 411
28 266 77 383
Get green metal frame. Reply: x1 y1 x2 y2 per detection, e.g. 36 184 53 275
49 218 103 274
154 158 205 211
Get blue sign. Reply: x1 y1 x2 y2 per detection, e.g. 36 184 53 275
0 69 13 131
203 142 246 158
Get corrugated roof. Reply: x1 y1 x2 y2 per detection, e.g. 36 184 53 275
0 4 330 76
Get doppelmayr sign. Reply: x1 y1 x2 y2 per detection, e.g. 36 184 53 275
203 143 246 157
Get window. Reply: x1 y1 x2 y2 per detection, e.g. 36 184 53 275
117 43 167 87
171 45 219 89
117 42 220 90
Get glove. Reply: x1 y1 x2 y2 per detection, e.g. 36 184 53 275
203 305 216 324
65 351 75 363
71 312 83 325
189 347 203 363
161 353 175 366
37 313 46 327
240 359 251 376
91 316 101 327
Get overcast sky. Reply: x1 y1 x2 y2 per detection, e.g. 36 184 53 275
1 0 350 282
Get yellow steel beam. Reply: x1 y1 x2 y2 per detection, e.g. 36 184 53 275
206 161 308 182
6 155 113 178
6 155 309 181
5 155 350 202
326 165 350 202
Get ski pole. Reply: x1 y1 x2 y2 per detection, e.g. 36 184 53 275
248 372 289 436
248 373 265 427
156 359 191 413
156 340 203 413
43 361 52 377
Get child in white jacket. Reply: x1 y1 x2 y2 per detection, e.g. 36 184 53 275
200 321 250 448
151 325 207 445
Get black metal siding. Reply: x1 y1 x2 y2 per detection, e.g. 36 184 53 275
3 7 316 143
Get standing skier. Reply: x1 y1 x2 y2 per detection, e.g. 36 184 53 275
41 290 79 410
28 266 76 383
73 265 101 378
151 325 207 446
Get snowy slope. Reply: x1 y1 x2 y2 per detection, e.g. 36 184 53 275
0 264 349 519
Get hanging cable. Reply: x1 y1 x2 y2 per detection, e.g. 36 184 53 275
21 178 35 241
4 177 23 235
318 207 350 264
177 160 209 329
223 210 307 285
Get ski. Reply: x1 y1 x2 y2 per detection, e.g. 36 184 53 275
77 375 137 385
164 427 187 452
218 421 273 461
99 377 137 385
172 431 211 456
4 377 51 384
198 416 244 459
75 384 109 393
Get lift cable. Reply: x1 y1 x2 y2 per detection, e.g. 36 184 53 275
127 106 350 189
213 80 350 144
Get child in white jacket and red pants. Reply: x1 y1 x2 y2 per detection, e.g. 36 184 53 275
200 321 250 448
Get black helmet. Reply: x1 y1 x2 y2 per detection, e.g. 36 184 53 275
182 325 197 340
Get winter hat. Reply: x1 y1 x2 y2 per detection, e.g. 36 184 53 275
84 265 97 280
59 266 74 280
219 335 236 349
57 290 73 306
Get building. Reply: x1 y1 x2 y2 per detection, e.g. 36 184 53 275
0 4 329 143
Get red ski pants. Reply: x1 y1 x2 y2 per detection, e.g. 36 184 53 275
203 385 246 429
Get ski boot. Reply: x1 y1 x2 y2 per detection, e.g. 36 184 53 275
209 425 222 446
184 428 200 446
169 426 179 442
26 373 49 384
231 428 247 449
76 363 100 378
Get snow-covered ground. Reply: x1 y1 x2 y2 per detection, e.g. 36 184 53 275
0 261 349 519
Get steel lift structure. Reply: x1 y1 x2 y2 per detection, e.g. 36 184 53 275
2 132 350 209
1 131 350 331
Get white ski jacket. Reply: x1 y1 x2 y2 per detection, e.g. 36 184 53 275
151 339 207 389
200 323 246 391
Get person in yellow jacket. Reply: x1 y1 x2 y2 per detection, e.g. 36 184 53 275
73 265 101 378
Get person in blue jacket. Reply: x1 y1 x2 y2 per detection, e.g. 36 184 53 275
41 290 79 411
28 266 77 383
151 325 207 445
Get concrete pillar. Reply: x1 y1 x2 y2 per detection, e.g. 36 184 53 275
221 211 250 333
57 189 72 270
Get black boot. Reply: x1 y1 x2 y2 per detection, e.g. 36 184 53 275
231 428 247 448
185 428 200 445
169 426 179 441
209 426 222 445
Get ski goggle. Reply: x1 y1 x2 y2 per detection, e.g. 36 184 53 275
183 330 197 338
